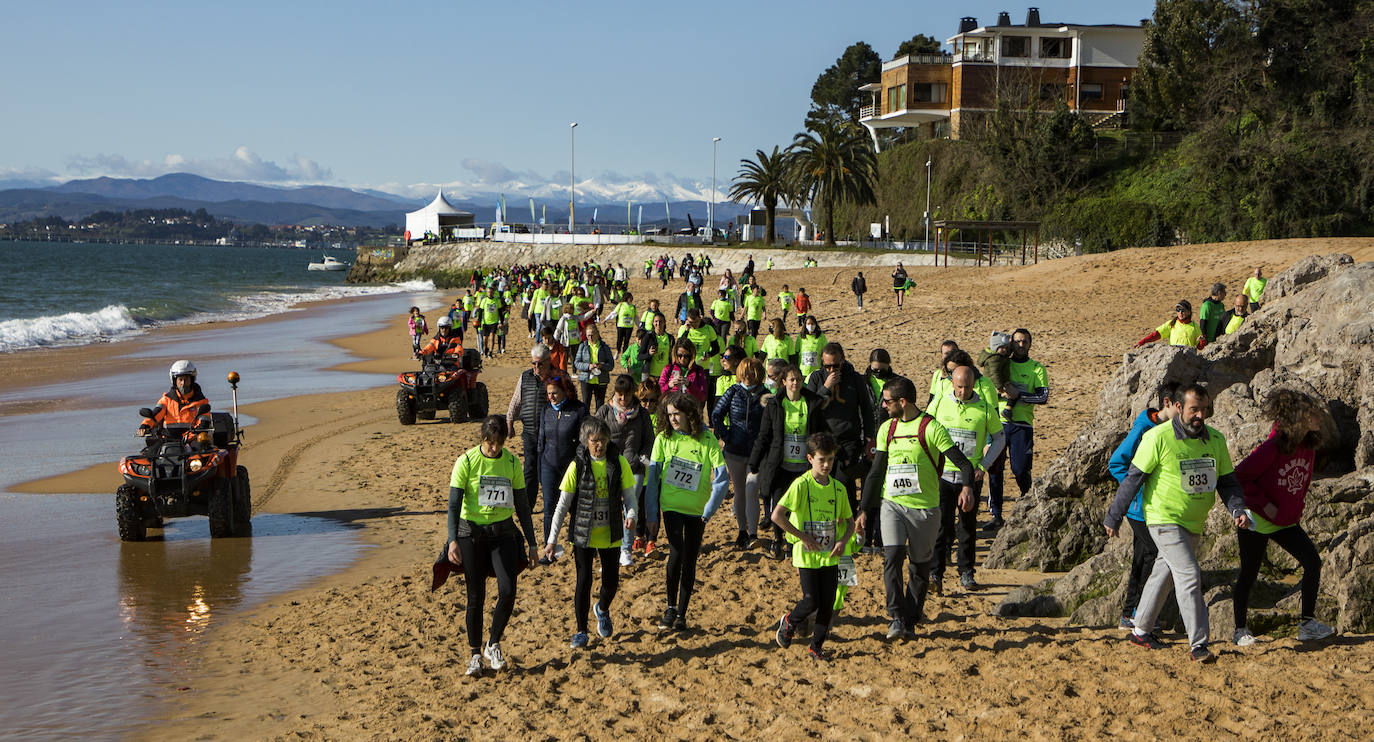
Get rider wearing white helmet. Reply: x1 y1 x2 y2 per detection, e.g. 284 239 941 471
140 360 211 432
420 315 464 360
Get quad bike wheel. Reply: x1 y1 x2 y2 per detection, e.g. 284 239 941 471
469 382 489 418
396 388 416 425
116 484 147 542
232 466 253 537
208 479 235 538
448 389 467 423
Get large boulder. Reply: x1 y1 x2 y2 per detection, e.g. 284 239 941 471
991 255 1374 634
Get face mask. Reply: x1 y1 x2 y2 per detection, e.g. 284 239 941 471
765 379 778 392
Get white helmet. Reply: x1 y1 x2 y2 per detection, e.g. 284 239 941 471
169 359 197 386
437 316 453 329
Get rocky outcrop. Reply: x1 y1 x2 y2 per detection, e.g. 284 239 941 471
991 255 1374 634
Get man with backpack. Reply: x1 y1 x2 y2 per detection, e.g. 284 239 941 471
857 376 975 641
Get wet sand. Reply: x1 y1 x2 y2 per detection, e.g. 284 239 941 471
12 238 1374 740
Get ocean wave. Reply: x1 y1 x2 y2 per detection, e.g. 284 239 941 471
0 305 144 352
0 280 438 353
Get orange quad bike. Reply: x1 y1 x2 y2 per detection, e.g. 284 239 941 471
396 347 488 424
116 372 251 541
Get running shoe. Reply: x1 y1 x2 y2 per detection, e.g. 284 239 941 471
632 537 644 553
1297 618 1335 641
1189 644 1216 663
594 603 613 638
746 534 760 549
673 615 687 632
619 549 633 567
464 653 483 677
775 615 794 648
806 646 830 662
1233 627 1257 646
1119 616 1135 630
657 606 678 631
960 572 979 591
769 542 784 560
1128 632 1165 650
483 642 507 670
644 540 657 557
983 516 1005 533
886 619 905 641
570 632 589 649
734 530 749 549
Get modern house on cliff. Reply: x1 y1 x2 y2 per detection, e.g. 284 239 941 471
859 7 1147 147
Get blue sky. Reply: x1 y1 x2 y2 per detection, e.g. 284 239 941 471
3 0 1157 197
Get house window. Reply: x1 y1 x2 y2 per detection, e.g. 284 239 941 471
888 84 907 111
1039 83 1066 102
1080 82 1104 101
1001 36 1029 58
911 83 947 103
1039 37 1071 58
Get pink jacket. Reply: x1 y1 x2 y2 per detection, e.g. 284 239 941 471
659 362 707 403
1235 426 1316 528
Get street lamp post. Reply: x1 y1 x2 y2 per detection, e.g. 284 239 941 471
710 137 721 239
570 122 578 243
924 158 932 251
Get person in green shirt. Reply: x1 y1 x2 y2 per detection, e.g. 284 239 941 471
771 431 854 661
638 298 661 333
723 318 759 362
1221 293 1249 335
604 291 637 356
639 313 673 383
743 287 767 337
1135 300 1205 350
858 376 975 641
985 328 1049 532
645 392 729 632
460 289 477 327
710 289 735 336
477 287 504 358
442 416 540 677
1242 267 1267 310
777 285 795 325
543 417 637 649
761 318 796 367
795 318 827 380
1198 282 1228 343
1104 383 1250 663
676 309 724 407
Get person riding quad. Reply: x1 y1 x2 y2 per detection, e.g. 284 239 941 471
420 316 465 363
140 360 211 434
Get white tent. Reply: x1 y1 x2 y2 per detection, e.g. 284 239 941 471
405 191 475 241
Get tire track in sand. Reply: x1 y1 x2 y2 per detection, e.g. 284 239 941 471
246 407 392 511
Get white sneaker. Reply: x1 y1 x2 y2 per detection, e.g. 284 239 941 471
483 642 507 670
1233 627 1257 646
619 549 633 567
1297 618 1335 641
464 653 483 677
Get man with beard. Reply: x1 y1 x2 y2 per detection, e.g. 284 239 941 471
806 343 876 515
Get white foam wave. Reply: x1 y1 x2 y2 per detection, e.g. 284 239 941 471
0 305 143 352
220 279 440 322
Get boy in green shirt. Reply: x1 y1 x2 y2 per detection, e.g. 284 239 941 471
772 432 853 660
777 285 795 325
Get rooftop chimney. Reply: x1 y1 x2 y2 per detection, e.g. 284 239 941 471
958 16 978 34
1026 7 1041 26
997 11 1011 26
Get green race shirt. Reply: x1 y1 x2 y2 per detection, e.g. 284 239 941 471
781 471 853 569
647 334 672 379
651 430 724 516
616 301 637 328
781 396 809 465
639 309 657 330
479 296 502 325
558 455 634 548
1001 358 1049 426
711 298 734 322
715 372 735 399
744 294 766 321
1243 276 1268 303
1133 423 1236 534
462 294 476 311
796 333 828 379
778 291 795 312
450 446 526 526
1224 313 1246 334
677 324 721 368
875 416 954 510
1157 319 1202 348
926 392 1002 477
762 335 794 363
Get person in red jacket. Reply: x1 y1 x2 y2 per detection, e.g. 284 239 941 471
140 360 211 432
1231 389 1335 645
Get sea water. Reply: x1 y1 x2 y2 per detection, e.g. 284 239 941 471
0 240 433 352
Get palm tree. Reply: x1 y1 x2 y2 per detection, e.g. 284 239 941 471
787 118 877 246
728 146 793 245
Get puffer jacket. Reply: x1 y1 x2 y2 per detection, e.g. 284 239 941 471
537 398 588 470
749 388 828 498
710 382 768 457
594 401 654 475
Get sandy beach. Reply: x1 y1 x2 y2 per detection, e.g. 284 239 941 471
15 238 1374 740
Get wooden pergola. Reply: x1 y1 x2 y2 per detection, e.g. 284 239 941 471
933 220 1041 267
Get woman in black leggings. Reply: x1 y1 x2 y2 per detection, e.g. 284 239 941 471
445 416 540 677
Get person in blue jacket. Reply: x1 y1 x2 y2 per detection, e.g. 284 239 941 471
1106 381 1179 629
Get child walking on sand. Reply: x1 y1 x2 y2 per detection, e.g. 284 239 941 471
771 432 854 661
408 307 428 357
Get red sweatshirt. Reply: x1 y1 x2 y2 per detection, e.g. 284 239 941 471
1234 426 1316 528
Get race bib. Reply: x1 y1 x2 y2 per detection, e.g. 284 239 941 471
477 475 513 508
591 494 613 525
886 464 921 497
803 520 835 551
800 351 819 368
948 427 977 458
783 434 806 464
837 556 858 587
1179 458 1217 495
666 456 703 492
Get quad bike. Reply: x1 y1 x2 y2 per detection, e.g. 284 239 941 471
116 372 251 541
396 347 488 424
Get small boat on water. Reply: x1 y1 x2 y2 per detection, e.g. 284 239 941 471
308 255 349 271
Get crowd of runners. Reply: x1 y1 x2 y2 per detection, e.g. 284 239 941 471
411 253 1332 675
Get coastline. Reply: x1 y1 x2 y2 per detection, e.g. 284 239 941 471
8 238 1374 739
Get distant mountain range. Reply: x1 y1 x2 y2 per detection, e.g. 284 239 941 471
0 173 755 229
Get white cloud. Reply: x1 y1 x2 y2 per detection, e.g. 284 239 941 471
369 162 717 204
65 148 333 183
